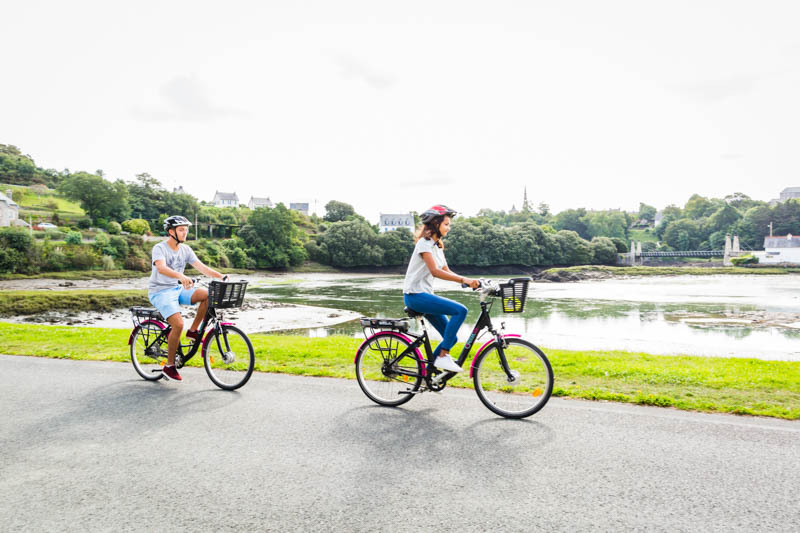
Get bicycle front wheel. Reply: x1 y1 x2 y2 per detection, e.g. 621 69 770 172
203 325 255 390
130 322 167 381
355 332 423 406
473 337 553 418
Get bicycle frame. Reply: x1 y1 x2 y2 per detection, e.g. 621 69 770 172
382 297 516 389
129 306 236 369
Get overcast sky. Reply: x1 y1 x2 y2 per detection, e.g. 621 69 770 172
2 1 799 221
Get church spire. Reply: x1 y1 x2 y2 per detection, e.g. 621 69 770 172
522 186 531 212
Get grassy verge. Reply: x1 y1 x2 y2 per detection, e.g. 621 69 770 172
1 322 797 419
0 290 148 315
0 270 149 281
546 265 800 277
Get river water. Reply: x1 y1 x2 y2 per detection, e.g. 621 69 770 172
4 273 800 361
250 274 800 361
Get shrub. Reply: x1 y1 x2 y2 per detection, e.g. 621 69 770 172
69 249 99 270
101 255 116 270
77 218 92 229
107 221 122 234
124 256 149 272
122 218 151 235
43 247 69 271
109 236 129 259
731 254 759 266
227 247 248 268
65 231 83 245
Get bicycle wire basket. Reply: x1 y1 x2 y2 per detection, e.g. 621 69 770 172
498 277 530 313
208 280 248 309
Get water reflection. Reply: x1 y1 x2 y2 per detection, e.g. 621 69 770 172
252 275 800 361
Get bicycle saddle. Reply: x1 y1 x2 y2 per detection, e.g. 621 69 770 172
404 307 424 318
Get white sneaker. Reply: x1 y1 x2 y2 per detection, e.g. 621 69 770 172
434 355 463 373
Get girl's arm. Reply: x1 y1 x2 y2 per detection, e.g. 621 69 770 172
422 253 480 288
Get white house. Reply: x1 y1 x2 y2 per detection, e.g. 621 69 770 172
379 213 414 233
290 203 309 216
248 196 273 210
212 191 239 208
779 187 800 202
0 189 19 227
753 234 800 264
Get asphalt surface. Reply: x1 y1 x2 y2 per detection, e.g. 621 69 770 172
1 354 799 532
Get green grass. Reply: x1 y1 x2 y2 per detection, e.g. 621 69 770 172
0 270 149 281
546 265 800 277
0 290 148 316
290 261 341 273
628 228 658 242
1 322 798 419
8 185 85 214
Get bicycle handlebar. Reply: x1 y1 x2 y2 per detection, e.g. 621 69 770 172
177 275 229 287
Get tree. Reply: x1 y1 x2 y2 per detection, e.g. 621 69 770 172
238 204 307 268
684 194 715 219
591 237 618 265
324 200 356 223
638 203 657 225
377 229 415 266
705 204 741 235
315 220 383 267
662 219 701 250
58 172 130 223
122 219 151 235
553 208 589 239
583 210 628 240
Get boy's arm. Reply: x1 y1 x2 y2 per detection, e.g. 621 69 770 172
190 259 225 280
154 259 194 289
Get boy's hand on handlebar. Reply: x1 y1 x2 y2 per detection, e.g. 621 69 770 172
179 275 194 289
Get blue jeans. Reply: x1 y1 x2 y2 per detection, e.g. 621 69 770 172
404 292 468 358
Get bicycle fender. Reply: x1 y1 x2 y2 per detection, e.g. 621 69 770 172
469 334 521 378
128 320 166 345
356 331 428 377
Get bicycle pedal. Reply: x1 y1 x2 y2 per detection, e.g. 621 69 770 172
398 389 424 395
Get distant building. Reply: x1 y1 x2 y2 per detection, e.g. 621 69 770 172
509 205 518 215
290 203 309 216
212 191 239 208
754 234 800 264
379 213 414 233
173 186 186 194
779 187 800 202
248 196 273 210
0 189 19 227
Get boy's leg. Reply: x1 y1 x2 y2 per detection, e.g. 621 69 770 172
187 288 208 333
165 312 184 366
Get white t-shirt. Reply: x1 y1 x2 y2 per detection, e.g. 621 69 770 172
403 238 448 294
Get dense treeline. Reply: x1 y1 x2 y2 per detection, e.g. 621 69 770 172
5 144 800 272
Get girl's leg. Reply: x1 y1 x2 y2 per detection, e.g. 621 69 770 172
404 293 468 358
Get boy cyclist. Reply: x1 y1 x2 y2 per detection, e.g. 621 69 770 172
149 215 226 382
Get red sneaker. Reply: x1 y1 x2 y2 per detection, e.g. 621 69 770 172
162 365 183 382
186 330 202 341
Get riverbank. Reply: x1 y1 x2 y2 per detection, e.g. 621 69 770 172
1 322 797 419
537 265 800 282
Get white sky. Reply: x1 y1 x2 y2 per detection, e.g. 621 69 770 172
2 1 799 221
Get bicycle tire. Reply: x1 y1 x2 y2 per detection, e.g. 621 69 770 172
130 321 167 381
203 325 255 390
355 332 423 406
472 337 553 419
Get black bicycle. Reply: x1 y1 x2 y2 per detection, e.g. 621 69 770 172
128 279 255 390
354 278 553 418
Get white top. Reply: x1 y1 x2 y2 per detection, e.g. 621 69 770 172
403 238 448 294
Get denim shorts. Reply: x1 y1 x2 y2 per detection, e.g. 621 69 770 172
149 286 196 320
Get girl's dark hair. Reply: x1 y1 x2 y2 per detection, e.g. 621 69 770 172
415 215 448 248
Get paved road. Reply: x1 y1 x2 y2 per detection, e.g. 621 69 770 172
1 355 799 532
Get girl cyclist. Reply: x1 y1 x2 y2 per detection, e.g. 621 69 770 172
403 205 480 373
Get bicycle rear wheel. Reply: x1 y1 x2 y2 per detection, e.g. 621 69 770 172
472 337 553 418
203 325 255 390
355 332 423 406
130 322 167 381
